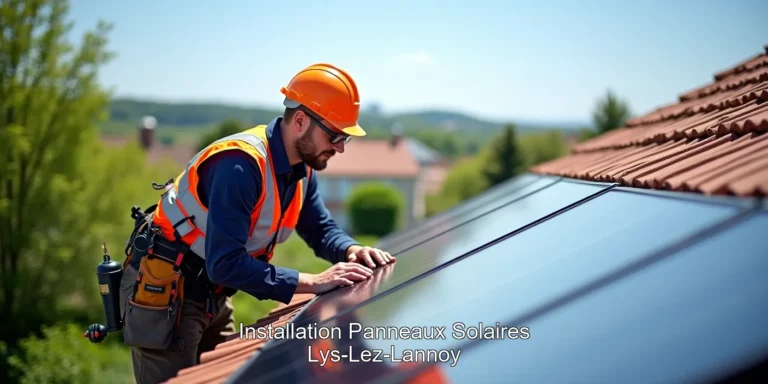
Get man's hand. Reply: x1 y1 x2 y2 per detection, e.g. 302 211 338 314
346 245 395 268
296 262 374 294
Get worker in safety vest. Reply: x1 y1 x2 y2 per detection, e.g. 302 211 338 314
118 63 395 384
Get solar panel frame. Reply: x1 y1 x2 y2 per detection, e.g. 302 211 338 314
371 202 765 384
229 186 752 384
378 176 561 255
376 173 546 249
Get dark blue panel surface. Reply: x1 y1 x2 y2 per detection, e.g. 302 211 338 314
285 180 606 331
229 188 743 384
407 211 768 384
376 174 545 250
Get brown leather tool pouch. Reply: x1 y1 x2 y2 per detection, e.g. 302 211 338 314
123 254 184 350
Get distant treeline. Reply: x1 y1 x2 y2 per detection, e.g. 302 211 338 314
107 98 587 159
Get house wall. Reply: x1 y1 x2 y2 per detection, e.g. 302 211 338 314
315 175 421 232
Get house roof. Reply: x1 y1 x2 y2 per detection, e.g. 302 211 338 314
531 44 768 196
319 138 421 178
165 294 315 384
404 137 443 165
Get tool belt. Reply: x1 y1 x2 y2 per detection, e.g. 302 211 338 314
123 204 236 320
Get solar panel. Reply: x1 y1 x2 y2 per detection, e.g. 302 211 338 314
376 174 545 250
283 179 609 329
393 209 768 384
380 175 557 255
229 187 748 384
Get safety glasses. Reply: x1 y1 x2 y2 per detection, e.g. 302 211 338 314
302 109 352 144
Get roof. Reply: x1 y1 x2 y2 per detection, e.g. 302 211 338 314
164 173 767 384
165 294 315 384
531 44 768 196
319 138 421 178
404 137 443 165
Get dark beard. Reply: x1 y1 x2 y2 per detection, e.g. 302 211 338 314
295 125 334 170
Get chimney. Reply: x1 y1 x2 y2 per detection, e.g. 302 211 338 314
389 122 403 149
138 115 157 151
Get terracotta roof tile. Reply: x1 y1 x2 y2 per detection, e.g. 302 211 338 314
319 139 421 178
163 293 315 384
532 44 768 197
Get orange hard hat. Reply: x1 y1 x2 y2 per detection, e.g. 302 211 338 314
280 63 366 137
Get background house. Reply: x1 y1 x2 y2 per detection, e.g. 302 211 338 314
315 132 426 231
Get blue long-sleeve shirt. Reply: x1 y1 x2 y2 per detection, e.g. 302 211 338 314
194 117 359 304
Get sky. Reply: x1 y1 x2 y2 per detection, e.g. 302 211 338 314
69 0 767 124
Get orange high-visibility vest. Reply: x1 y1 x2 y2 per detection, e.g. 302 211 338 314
152 124 312 262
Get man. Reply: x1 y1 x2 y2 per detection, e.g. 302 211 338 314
119 63 395 384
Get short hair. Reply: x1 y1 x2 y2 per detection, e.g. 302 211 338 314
282 107 319 131
282 107 299 123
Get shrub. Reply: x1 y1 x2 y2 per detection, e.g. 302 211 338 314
7 323 134 384
347 183 404 237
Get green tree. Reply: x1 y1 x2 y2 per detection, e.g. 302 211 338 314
0 1 177 381
1 0 113 339
196 119 244 152
592 89 631 134
518 130 568 168
482 124 524 187
577 127 599 142
426 155 489 216
347 183 404 237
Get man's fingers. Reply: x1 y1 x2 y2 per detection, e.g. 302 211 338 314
340 271 368 282
336 278 355 286
365 249 382 266
343 262 373 275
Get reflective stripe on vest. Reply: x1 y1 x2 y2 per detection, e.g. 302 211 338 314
154 124 311 260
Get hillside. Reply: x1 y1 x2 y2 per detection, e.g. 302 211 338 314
105 98 589 137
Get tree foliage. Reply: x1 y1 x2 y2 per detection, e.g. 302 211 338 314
425 155 489 216
347 183 404 237
592 89 631 134
482 124 524 188
518 130 568 167
196 118 245 152
0 1 178 381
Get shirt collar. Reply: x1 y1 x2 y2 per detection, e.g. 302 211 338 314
266 117 307 179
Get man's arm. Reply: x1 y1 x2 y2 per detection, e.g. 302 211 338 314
295 173 359 264
199 150 299 304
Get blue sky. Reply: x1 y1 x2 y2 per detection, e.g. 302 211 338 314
69 0 767 124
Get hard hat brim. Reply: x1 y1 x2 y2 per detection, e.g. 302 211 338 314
339 124 366 137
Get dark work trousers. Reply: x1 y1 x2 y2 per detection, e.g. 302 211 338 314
119 263 236 384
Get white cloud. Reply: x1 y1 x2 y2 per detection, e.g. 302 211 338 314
394 51 436 65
